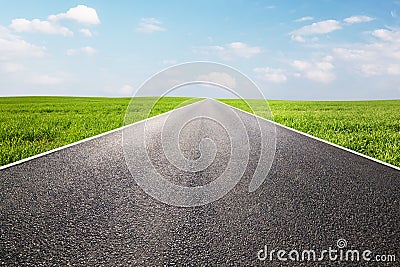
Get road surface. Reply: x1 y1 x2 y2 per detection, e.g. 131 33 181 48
1 99 399 266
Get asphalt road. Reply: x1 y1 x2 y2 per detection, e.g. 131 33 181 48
1 99 399 266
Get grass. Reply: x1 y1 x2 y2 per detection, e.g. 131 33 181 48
1 96 399 168
219 99 400 168
0 96 200 166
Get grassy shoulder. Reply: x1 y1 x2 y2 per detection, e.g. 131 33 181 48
2 96 399 168
219 98 400 168
0 96 200 166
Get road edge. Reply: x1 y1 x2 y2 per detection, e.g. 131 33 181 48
2 98 399 172
0 98 206 170
214 98 400 172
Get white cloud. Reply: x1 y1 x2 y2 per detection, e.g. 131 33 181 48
344 15 375 24
359 64 385 76
291 20 341 35
119 84 134 95
0 62 25 73
10 18 73 36
291 56 336 83
359 63 400 76
372 29 400 42
66 46 97 56
197 72 236 88
291 35 306 43
104 84 136 96
136 18 165 33
30 74 63 85
253 67 287 83
334 28 400 77
195 42 261 60
391 10 398 18
291 60 312 70
290 20 342 42
315 61 334 71
294 16 314 22
226 42 261 58
387 64 400 75
333 48 375 61
8 5 99 38
305 70 336 83
162 59 177 65
79 28 92 37
0 26 46 59
48 5 100 25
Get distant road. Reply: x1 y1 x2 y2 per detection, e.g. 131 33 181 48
1 99 399 266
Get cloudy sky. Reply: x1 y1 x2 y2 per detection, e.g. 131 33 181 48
0 0 399 100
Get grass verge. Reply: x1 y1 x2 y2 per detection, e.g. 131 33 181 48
0 96 199 166
219 99 400 168
1 97 399 168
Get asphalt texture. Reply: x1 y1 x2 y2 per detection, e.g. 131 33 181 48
0 99 399 266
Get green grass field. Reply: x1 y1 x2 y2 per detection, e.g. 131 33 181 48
0 96 198 166
0 97 399 168
220 99 400 167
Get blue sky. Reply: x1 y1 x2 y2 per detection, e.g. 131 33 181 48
0 0 399 100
